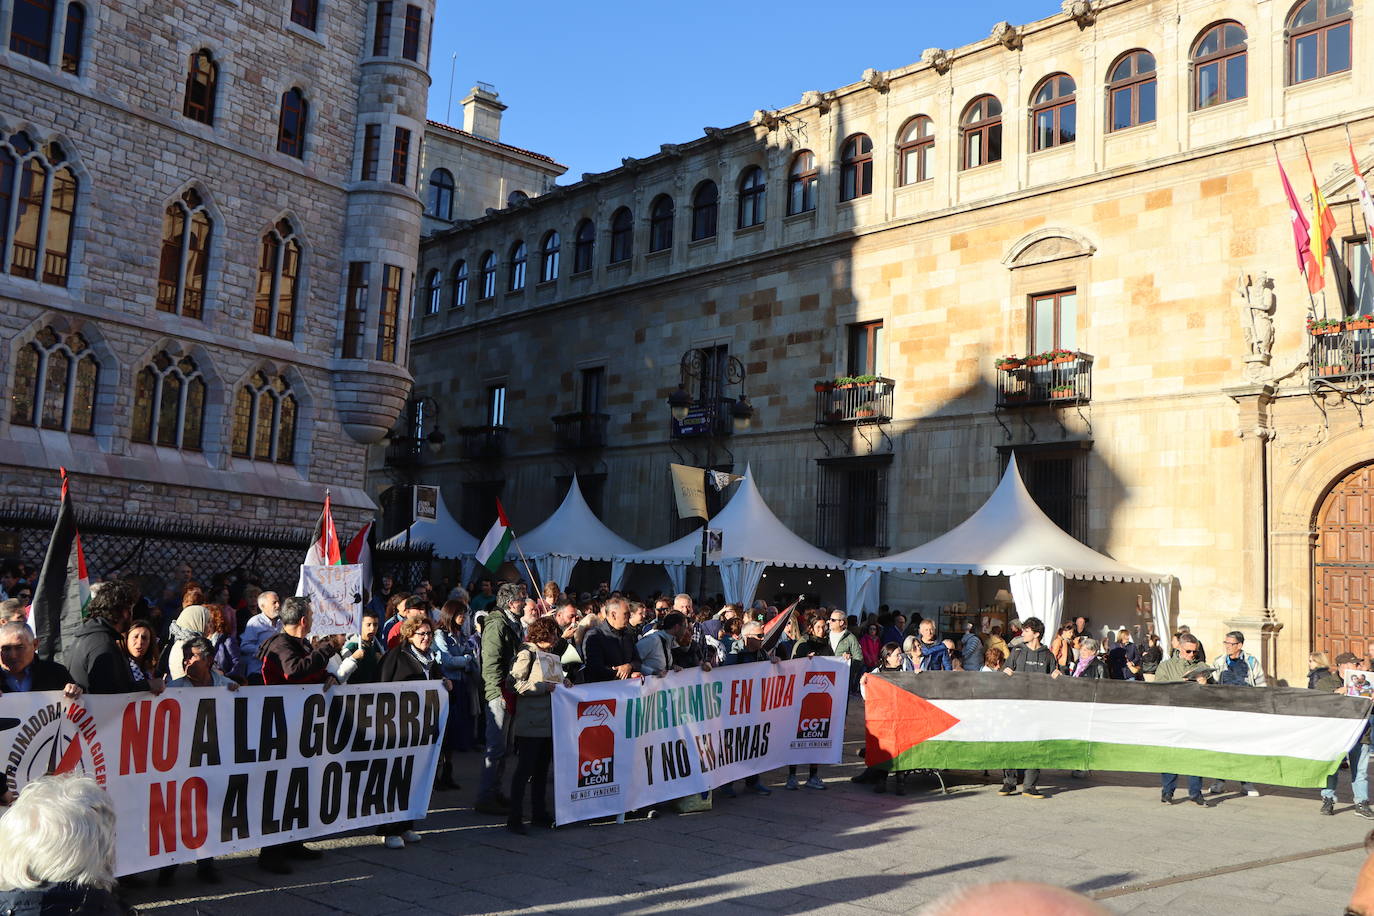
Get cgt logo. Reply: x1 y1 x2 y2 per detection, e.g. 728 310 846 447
796 672 835 740
576 700 616 788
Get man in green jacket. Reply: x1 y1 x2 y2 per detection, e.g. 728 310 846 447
476 583 524 815
1156 634 1209 805
827 610 864 693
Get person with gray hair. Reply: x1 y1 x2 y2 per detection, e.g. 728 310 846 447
1208 630 1265 797
1154 633 1209 805
240 590 282 684
0 598 26 624
475 582 527 815
168 636 239 690
0 775 123 914
0 622 81 698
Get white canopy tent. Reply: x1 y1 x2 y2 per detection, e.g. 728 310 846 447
515 475 643 591
850 456 1173 638
378 487 481 586
615 468 856 608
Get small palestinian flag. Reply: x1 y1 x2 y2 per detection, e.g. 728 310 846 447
32 468 90 664
864 671 1373 789
294 492 343 597
476 500 513 574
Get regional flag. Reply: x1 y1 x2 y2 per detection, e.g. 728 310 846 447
476 500 513 573
1277 150 1321 293
864 671 1371 788
1306 147 1338 288
31 468 90 664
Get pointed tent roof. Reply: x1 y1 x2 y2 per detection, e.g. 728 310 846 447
378 487 479 559
517 475 642 561
616 467 846 570
857 456 1167 583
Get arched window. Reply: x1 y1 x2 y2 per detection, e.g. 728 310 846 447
253 218 301 340
573 219 595 273
1030 74 1077 152
540 230 560 282
0 134 77 287
11 326 98 434
508 240 527 291
183 50 218 124
609 207 633 263
649 195 674 252
132 351 206 451
898 116 934 186
277 88 308 158
428 168 454 220
157 189 213 320
9 0 54 62
451 260 468 307
1107 50 1157 131
1192 22 1248 109
507 190 529 207
839 135 873 201
479 250 497 298
737 166 766 228
231 372 296 463
960 95 1003 169
60 2 84 74
1288 0 1352 84
788 150 818 215
424 268 442 315
691 181 718 241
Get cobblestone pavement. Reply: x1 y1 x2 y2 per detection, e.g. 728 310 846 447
126 702 1371 915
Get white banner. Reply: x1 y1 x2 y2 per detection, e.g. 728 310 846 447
300 564 364 638
0 684 446 875
551 657 849 824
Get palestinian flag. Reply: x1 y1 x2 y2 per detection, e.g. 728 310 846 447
345 521 373 597
476 499 513 574
294 493 342 596
864 672 1373 789
759 601 797 656
32 468 90 664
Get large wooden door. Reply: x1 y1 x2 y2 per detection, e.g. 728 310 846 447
1315 465 1374 658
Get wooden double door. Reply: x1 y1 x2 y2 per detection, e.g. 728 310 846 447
1316 464 1374 659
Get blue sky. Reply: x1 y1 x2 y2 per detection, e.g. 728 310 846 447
427 0 1057 180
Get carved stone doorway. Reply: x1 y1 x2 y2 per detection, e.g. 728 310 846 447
1314 463 1374 658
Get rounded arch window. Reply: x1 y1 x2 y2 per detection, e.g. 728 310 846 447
960 95 1002 170
839 134 873 201
1107 50 1157 131
788 150 818 215
691 181 719 241
897 116 934 186
1191 21 1248 109
649 194 675 252
737 166 765 228
1287 0 1351 84
1030 74 1077 151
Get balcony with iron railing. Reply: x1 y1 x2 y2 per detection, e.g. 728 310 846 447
458 425 507 459
995 350 1094 408
1308 317 1374 385
814 377 895 425
669 397 739 439
551 411 609 450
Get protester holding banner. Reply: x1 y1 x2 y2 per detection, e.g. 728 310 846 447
583 598 642 683
1317 653 1373 818
638 613 687 677
910 618 952 673
70 581 163 696
718 620 779 799
166 605 211 680
0 776 123 915
506 616 567 834
207 604 242 682
0 621 80 697
786 612 835 792
433 600 475 782
377 616 447 849
1153 634 1209 805
120 619 162 690
240 590 281 684
336 608 385 685
1000 616 1057 799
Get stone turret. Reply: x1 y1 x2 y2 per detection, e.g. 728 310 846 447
331 0 434 444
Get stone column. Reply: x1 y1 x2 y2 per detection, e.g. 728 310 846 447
1224 383 1282 679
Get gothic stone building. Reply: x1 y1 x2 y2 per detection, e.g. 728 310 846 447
0 0 433 556
405 0 1372 685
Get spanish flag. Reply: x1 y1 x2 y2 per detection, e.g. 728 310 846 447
1306 147 1337 289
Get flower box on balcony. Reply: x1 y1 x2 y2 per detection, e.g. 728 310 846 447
1317 365 1348 376
1051 386 1076 399
1025 357 1049 367
1308 318 1344 335
1349 317 1374 330
995 357 1023 371
814 381 834 393
1047 348 1077 364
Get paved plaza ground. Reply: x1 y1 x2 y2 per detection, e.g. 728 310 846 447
128 702 1371 915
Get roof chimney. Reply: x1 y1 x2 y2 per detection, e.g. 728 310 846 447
461 83 506 141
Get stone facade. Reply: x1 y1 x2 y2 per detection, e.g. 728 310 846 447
400 0 1373 684
0 0 432 540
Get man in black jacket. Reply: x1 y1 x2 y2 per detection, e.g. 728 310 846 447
66 581 163 696
582 598 642 683
0 622 81 697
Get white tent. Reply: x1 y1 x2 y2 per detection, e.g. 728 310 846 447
379 487 481 586
850 456 1172 638
516 475 643 590
615 468 851 608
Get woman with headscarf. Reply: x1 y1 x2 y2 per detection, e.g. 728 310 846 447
165 605 210 680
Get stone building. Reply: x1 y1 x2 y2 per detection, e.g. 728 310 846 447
0 0 433 549
404 0 1372 684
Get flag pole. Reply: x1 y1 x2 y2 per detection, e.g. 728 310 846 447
506 528 545 605
1275 141 1323 324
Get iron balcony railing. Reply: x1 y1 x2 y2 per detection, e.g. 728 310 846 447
458 425 507 459
815 378 895 425
551 411 609 450
1309 319 1374 384
995 352 1094 408
670 397 736 439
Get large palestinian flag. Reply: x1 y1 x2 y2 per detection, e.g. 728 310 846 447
864 671 1372 789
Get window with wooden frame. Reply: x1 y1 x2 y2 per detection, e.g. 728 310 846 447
11 326 98 434
737 166 765 227
540 230 559 282
252 219 302 340
897 116 934 185
9 0 55 62
0 134 77 287
361 124 381 180
839 134 873 201
508 240 526 291
1288 0 1351 84
372 0 392 55
277 88 307 158
1191 21 1248 109
290 0 318 30
389 127 410 185
131 352 206 451
609 207 633 263
960 95 1002 169
401 4 422 61
1106 50 1156 132
376 264 402 360
231 372 296 463
649 194 674 251
788 150 818 214
428 168 454 218
1030 74 1077 151
479 250 496 298
183 50 218 124
1028 288 1077 354
59 2 83 74
157 189 213 320
690 181 718 240
846 320 884 377
573 219 595 273
341 262 369 358
450 259 467 307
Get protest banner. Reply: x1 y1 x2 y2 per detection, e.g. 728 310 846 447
550 657 849 824
0 683 446 875
299 564 364 638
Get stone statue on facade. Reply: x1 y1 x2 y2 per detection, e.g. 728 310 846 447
1237 270 1276 383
